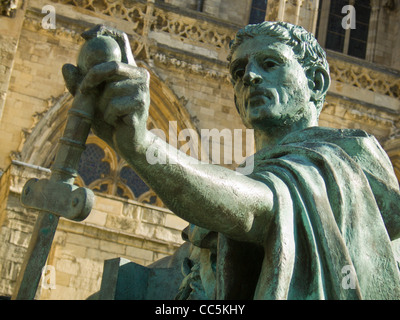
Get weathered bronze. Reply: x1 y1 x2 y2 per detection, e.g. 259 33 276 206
21 21 400 299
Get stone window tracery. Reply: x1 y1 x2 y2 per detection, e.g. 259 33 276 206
74 135 164 207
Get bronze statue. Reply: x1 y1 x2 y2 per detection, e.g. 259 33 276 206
66 21 400 300
18 21 400 300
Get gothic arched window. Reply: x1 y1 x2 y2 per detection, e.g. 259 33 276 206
75 135 163 207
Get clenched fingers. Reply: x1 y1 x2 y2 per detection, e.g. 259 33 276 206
103 94 149 127
98 76 150 126
79 61 149 94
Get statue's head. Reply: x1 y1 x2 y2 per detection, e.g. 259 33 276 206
228 21 330 131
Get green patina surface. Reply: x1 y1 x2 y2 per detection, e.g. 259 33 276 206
40 21 400 300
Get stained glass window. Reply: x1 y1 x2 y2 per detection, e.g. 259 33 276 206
120 166 150 198
78 144 110 186
76 136 161 206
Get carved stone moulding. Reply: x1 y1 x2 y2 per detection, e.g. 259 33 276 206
328 54 400 100
48 0 237 56
1 0 17 17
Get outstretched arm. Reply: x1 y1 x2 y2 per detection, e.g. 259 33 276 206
117 125 273 244
64 27 274 244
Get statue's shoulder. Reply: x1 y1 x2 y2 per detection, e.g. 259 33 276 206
253 126 394 182
281 126 372 145
280 126 384 158
280 126 398 187
253 126 370 165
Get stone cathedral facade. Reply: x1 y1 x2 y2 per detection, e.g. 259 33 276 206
0 0 399 299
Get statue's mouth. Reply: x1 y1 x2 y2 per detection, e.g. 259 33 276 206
248 88 273 100
247 88 274 108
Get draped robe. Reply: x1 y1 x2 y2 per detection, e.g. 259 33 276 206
178 127 400 300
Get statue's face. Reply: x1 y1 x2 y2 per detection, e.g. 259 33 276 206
230 35 314 131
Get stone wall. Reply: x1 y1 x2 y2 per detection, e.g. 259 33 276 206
0 161 186 299
0 3 84 170
164 0 251 25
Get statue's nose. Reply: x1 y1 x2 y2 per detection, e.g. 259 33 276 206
243 64 263 86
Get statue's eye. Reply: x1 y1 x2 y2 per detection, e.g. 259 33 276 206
262 60 278 70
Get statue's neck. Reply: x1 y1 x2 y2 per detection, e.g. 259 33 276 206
254 119 318 152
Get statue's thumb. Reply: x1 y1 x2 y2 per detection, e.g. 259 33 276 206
62 63 82 96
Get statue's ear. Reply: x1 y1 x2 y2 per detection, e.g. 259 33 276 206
307 66 330 102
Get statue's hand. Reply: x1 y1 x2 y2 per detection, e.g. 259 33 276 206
62 25 150 153
80 60 150 153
